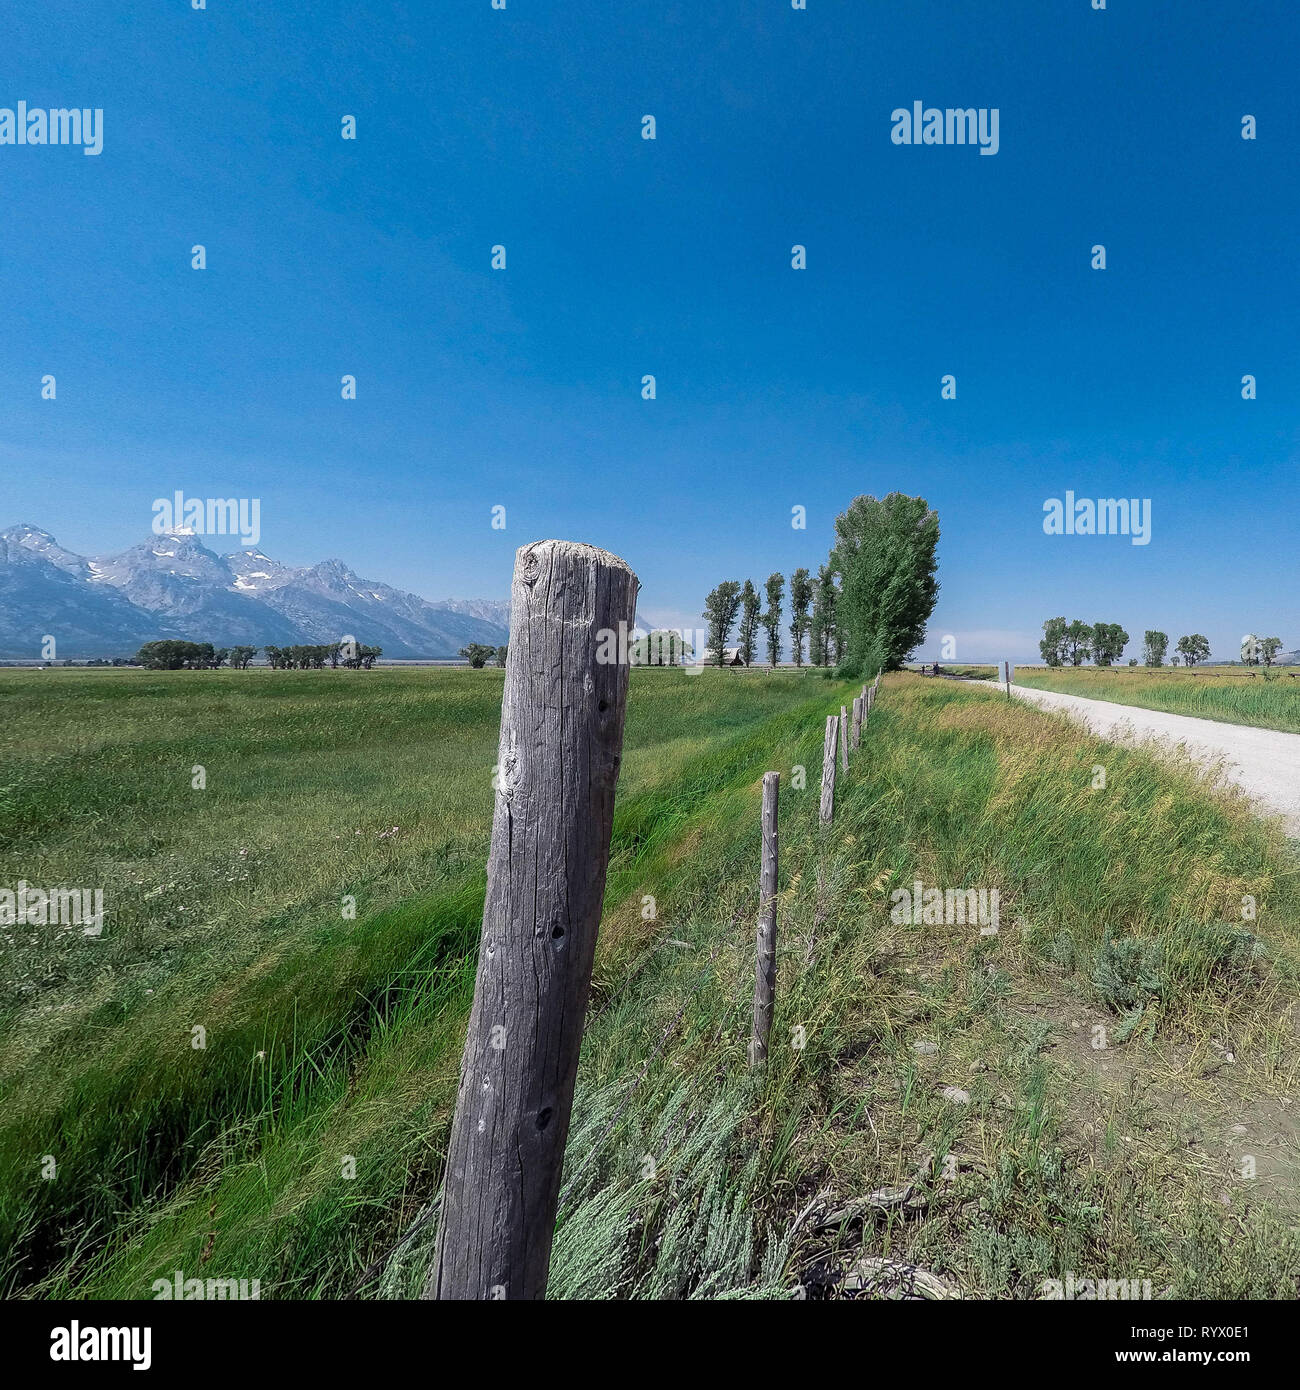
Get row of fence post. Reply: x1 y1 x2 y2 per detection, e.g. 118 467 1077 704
429 541 883 1298
818 673 877 828
749 671 882 1071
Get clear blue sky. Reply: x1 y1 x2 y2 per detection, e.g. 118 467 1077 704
3 1 1297 661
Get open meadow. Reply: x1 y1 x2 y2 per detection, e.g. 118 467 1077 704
1014 666 1300 735
4 667 1300 1299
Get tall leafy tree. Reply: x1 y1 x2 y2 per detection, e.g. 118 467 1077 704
810 564 839 666
831 493 939 676
1260 636 1283 666
459 643 495 668
703 581 742 666
1039 616 1067 666
737 580 761 666
762 572 784 668
1175 634 1210 666
1143 630 1169 667
1063 621 1093 666
1091 622 1128 666
788 567 813 667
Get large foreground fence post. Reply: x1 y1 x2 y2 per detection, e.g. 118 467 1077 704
750 772 779 1069
427 539 638 1301
820 715 838 824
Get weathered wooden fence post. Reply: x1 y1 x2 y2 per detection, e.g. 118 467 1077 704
839 707 849 772
820 715 837 824
851 696 862 751
427 539 638 1301
750 771 779 1069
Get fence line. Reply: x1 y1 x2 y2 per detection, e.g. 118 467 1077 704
421 637 885 1299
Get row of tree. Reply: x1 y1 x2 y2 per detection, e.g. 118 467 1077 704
135 641 259 670
264 643 382 669
703 494 940 675
1039 619 1133 666
1041 621 1289 668
1143 631 1204 667
133 641 382 670
703 570 818 668
1240 634 1287 666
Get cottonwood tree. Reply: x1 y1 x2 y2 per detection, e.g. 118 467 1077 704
1091 622 1129 666
703 580 742 666
1176 634 1210 666
1040 617 1067 666
1143 630 1169 667
459 643 495 669
831 493 939 676
1260 636 1283 666
1063 621 1093 666
789 567 813 666
810 564 839 666
630 629 691 666
737 580 761 666
1240 634 1261 666
763 573 784 669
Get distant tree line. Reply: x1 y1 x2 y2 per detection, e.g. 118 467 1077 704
1039 619 1131 667
265 643 381 669
1040 622 1287 668
703 493 939 676
459 644 507 669
134 640 379 670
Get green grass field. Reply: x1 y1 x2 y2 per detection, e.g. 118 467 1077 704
4 667 1300 1299
1014 665 1300 735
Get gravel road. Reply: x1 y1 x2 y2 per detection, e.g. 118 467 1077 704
976 680 1300 836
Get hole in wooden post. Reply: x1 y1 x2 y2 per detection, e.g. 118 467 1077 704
536 1107 553 1130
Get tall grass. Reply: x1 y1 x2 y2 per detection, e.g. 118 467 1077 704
1014 666 1300 735
0 666 838 1295
9 672 1300 1299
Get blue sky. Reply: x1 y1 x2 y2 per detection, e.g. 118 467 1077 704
2 0 1297 661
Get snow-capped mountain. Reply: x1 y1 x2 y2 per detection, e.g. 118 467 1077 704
439 597 512 629
0 525 510 659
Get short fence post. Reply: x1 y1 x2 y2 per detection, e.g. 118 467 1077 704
427 539 639 1301
851 696 863 751
839 707 849 772
820 715 837 824
750 771 779 1069
865 685 873 717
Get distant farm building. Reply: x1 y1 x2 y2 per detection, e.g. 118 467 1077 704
721 647 748 666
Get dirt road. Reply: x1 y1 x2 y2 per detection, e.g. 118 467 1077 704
979 680 1300 835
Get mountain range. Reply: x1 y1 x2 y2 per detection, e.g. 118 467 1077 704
0 524 511 660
